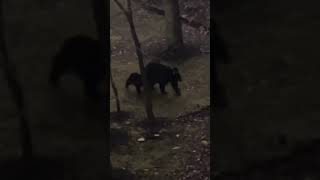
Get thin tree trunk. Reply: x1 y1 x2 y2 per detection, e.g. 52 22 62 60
163 0 183 51
0 0 32 160
110 72 120 112
113 0 155 121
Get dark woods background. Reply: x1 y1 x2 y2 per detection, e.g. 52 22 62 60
0 0 108 179
214 0 320 179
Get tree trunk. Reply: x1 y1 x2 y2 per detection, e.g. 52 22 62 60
163 0 183 51
110 72 121 112
113 0 155 121
0 0 33 160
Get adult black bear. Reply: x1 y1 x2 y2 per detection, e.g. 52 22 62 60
125 72 143 94
125 63 182 96
145 63 182 96
49 35 106 99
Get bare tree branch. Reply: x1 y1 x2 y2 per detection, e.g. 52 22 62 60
113 0 155 121
127 0 132 14
113 0 129 15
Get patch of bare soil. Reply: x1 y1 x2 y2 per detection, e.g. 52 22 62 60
110 106 210 180
172 106 210 180
112 0 210 64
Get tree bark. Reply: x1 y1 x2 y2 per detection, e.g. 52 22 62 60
113 0 155 121
110 72 121 112
0 0 33 160
163 0 183 51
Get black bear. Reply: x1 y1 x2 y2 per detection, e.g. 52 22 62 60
125 72 143 94
49 35 106 99
125 63 182 96
145 63 182 96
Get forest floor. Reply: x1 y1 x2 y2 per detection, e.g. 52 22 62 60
0 0 210 179
110 0 210 179
111 106 210 180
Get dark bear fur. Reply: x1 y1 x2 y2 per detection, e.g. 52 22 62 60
125 63 182 96
145 63 182 96
125 72 143 94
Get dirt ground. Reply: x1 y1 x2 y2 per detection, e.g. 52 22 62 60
110 0 210 118
111 107 210 180
0 0 210 179
110 0 210 179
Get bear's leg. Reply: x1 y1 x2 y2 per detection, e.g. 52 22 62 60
135 85 141 94
125 80 131 88
159 83 167 94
